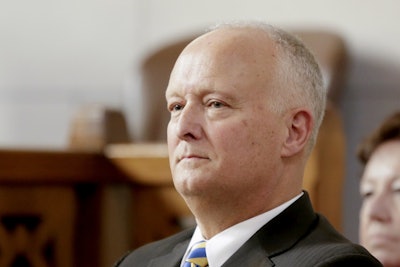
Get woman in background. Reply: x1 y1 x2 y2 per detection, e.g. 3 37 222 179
358 111 400 267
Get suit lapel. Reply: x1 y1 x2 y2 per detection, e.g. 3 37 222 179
221 238 275 267
223 192 317 267
148 239 190 267
258 192 317 257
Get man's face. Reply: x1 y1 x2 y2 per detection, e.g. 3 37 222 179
166 29 287 204
360 140 400 267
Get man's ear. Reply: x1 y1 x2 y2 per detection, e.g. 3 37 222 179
281 109 313 158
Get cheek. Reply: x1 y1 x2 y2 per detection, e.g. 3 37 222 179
215 119 276 163
360 201 373 219
359 205 369 244
359 204 368 227
394 198 400 222
213 119 256 148
167 121 179 143
167 123 178 165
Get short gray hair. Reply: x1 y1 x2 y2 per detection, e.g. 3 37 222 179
210 21 327 151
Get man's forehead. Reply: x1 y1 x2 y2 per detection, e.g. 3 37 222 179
175 29 276 76
185 27 273 54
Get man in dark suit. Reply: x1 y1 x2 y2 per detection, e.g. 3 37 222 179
115 21 382 266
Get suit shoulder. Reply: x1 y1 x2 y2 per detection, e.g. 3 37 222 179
114 228 194 267
317 252 383 266
283 215 382 266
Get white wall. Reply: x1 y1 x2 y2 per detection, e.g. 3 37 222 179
0 0 137 148
1 0 399 243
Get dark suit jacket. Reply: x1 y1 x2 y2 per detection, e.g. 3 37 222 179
115 192 382 266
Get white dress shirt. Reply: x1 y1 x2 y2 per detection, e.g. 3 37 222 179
181 192 303 267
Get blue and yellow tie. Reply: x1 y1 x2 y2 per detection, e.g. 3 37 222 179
183 241 208 267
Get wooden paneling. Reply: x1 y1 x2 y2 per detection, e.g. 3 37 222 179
0 149 129 267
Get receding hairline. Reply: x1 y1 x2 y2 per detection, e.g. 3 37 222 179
173 24 281 93
182 23 278 58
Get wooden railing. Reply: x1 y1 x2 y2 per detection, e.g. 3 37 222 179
0 149 129 267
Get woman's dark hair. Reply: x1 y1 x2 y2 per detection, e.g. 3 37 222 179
357 111 400 165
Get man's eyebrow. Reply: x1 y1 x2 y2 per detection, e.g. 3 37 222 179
165 91 179 100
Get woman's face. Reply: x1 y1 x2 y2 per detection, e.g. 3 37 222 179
360 140 400 267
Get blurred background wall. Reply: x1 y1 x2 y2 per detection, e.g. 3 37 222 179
1 0 399 243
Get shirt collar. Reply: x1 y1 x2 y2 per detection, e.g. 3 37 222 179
183 192 303 267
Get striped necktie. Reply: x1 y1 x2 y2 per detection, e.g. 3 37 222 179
183 240 208 267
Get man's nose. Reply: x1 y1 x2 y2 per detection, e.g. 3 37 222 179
175 104 203 141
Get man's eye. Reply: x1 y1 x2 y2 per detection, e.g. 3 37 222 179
392 187 400 194
392 180 400 193
208 101 225 108
169 104 183 112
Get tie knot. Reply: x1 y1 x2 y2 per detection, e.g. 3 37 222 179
184 241 208 267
